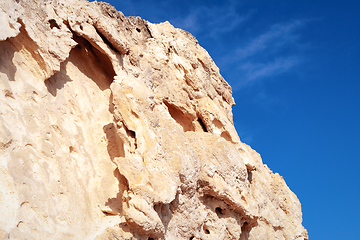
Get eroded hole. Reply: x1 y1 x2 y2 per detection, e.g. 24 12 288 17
128 130 136 138
203 225 210 234
48 19 60 29
197 118 208 132
101 209 117 216
164 101 195 132
220 131 232 142
215 207 225 216
69 146 75 153
242 221 249 230
71 34 115 90
136 28 141 32
240 221 251 239
247 169 253 183
126 129 137 152
213 118 223 128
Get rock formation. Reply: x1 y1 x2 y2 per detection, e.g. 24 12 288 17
0 0 308 239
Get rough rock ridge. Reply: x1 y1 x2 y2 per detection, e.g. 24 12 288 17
0 0 308 239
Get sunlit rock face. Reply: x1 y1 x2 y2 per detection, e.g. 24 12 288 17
0 1 308 239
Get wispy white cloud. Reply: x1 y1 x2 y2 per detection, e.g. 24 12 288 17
240 56 301 84
171 1 309 87
219 19 309 87
170 0 251 38
175 10 200 34
233 20 306 61
206 5 252 38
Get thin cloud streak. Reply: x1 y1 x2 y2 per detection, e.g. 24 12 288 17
217 19 310 88
170 1 251 38
176 10 201 34
240 56 301 84
234 20 306 61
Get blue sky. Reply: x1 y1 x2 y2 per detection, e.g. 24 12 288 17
103 0 360 238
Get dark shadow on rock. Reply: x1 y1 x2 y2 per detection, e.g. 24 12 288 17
103 168 128 215
0 38 17 82
103 122 125 160
240 222 251 240
70 34 115 91
45 32 116 96
44 60 72 97
5 19 49 82
109 91 114 114
154 202 173 232
163 100 196 132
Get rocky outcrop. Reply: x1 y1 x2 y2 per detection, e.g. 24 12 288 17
0 0 308 239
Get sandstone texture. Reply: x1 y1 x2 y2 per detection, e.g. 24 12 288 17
0 0 308 239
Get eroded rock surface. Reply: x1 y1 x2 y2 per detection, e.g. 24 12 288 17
0 0 308 239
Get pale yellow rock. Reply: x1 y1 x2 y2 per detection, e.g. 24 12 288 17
0 0 307 239
0 6 21 41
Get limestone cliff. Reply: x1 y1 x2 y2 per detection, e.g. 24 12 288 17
0 0 308 239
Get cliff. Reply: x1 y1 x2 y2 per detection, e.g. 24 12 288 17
0 0 308 239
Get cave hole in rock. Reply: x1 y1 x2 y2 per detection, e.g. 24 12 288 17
69 146 75 153
48 19 60 29
71 34 115 90
240 220 253 239
247 169 253 183
220 131 232 142
100 209 116 216
197 118 208 132
240 222 248 234
215 207 226 217
189 237 194 240
136 28 141 33
212 118 223 129
163 101 195 132
203 225 210 234
123 127 137 151
128 129 136 139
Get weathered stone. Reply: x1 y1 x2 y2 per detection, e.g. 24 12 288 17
0 0 307 239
